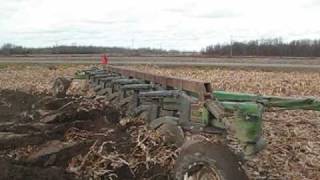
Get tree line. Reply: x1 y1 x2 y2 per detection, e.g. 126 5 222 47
0 43 180 56
201 38 320 57
2 38 320 57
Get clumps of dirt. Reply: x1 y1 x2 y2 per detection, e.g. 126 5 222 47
67 118 177 180
67 79 95 97
0 158 75 180
0 90 177 180
0 89 44 123
0 90 109 179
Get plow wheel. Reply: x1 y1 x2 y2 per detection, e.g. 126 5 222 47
52 77 71 97
149 116 184 147
174 138 249 180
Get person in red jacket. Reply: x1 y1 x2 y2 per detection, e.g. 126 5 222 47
100 54 109 64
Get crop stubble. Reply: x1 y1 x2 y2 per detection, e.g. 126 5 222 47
0 64 319 179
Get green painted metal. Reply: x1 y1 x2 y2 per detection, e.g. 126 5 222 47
213 91 320 111
200 108 210 125
206 101 264 156
74 70 86 79
220 102 263 143
213 91 260 102
208 91 320 155
264 98 320 111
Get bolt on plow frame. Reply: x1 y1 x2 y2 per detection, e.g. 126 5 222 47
56 65 320 180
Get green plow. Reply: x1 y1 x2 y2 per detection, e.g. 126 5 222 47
213 91 320 111
69 66 319 180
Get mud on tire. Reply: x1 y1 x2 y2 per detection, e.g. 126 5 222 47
174 139 249 180
52 77 71 97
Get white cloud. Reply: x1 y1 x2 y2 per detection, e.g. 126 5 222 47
0 0 319 50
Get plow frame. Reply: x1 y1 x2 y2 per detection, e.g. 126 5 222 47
82 66 320 157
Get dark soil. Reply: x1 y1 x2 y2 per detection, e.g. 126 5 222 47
0 159 75 180
0 90 174 180
0 90 43 123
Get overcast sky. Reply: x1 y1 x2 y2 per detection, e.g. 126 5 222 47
0 0 319 50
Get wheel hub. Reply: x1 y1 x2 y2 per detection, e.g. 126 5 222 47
184 163 222 180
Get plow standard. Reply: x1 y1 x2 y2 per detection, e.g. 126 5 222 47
53 65 320 180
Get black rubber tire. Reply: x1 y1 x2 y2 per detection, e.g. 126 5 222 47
148 116 184 146
154 121 184 147
175 139 249 180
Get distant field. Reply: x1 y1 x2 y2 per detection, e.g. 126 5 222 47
0 55 320 72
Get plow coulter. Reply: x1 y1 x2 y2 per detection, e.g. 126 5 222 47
56 66 320 180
